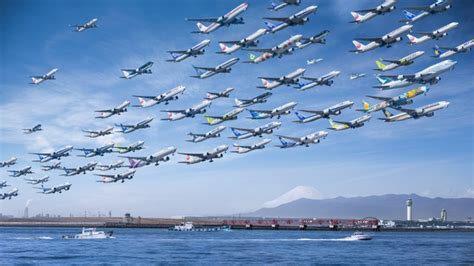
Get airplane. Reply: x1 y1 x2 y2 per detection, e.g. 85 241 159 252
36 183 71 194
95 169 136 183
186 3 249 34
188 126 226 143
191 58 239 79
218 29 267 54
375 51 425 72
76 144 115 157
380 101 449 122
70 18 98 32
350 0 397 24
205 88 234 100
95 101 130 119
374 75 413 90
24 175 50 185
120 61 153 79
276 131 328 148
61 162 97 176
264 5 318 34
234 92 273 108
0 180 9 189
161 100 212 121
41 161 62 171
167 40 211 62
133 85 186 108
120 147 177 166
114 141 145 154
0 188 19 200
268 0 301 11
8 166 33 177
328 115 372 131
30 145 74 163
248 102 297 119
232 138 272 154
400 0 452 24
307 58 323 65
205 108 244 125
294 101 354 123
258 68 306 90
30 68 58 85
349 73 366 80
229 121 282 140
23 124 42 134
295 30 330 49
297 70 340 91
358 86 429 113
433 39 474 58
179 145 228 164
0 157 17 167
351 24 413 53
96 160 125 171
407 22 459 45
82 126 114 138
115 117 153 133
244 34 303 63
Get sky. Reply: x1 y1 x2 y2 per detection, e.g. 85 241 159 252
0 0 473 218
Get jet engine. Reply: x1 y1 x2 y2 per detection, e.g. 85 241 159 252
425 112 434 117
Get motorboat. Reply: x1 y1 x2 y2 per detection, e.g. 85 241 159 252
62 227 114 239
344 231 372 241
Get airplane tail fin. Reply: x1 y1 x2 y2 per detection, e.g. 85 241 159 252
357 101 370 112
248 53 257 62
260 78 270 89
350 11 362 22
403 10 416 21
294 111 306 121
407 34 418 44
382 109 393 119
278 136 288 146
248 110 262 119
205 116 216 125
230 128 241 137
265 21 276 31
375 75 391 84
352 40 365 51
234 98 243 107
31 77 41 84
328 119 338 129
196 22 208 33
138 97 146 107
375 59 386 70
432 45 442 58
219 43 230 53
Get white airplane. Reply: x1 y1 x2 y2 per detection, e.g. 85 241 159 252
205 88 234 100
351 24 413 53
76 144 115 158
375 51 425 72
36 183 71 194
297 70 340 91
30 145 74 163
0 188 19 200
248 102 297 119
95 169 136 184
276 131 328 148
229 121 282 140
115 117 153 133
41 161 61 171
268 0 301 11
380 101 450 122
0 157 17 167
188 126 226 143
205 108 244 125
167 40 211 62
83 126 114 138
0 180 9 189
186 3 249 34
133 85 185 108
258 68 306 90
350 0 397 24
306 58 323 65
218 29 267 54
349 73 366 80
70 18 98 32
25 175 49 185
294 101 354 123
120 147 177 166
328 115 372 131
114 141 145 154
407 22 459 45
296 30 330 49
191 58 239 79
433 39 474 58
400 0 452 24
264 5 318 33
232 138 272 154
374 75 413 90
161 100 212 121
179 145 229 164
120 62 153 79
61 162 97 176
30 68 58 85
244 34 303 63
234 92 273 108
23 124 42 134
96 160 125 171
358 86 429 113
8 166 33 177
95 101 130 119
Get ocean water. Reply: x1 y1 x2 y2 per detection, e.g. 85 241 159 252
0 227 473 264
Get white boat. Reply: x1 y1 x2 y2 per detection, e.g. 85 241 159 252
344 231 372 241
62 228 114 239
169 222 231 232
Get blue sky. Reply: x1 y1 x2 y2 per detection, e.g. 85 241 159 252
0 0 473 217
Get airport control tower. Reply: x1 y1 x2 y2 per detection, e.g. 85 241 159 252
406 198 413 221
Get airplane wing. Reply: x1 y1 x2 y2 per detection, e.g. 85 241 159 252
193 66 216 71
301 77 321 82
233 144 251 149
219 40 240 45
230 127 253 132
277 135 301 142
366 95 392 101
119 155 148 161
243 48 272 53
353 8 377 13
132 95 157 99
299 109 324 115
94 173 116 178
416 32 434 37
29 152 51 156
82 130 97 134
332 120 352 126
160 109 186 114
167 50 189 54
205 115 224 119
438 46 458 51
186 17 219 22
263 17 289 22
258 76 281 81
120 68 135 72
393 106 417 115
249 109 272 114
178 152 206 159
404 6 431 11
382 59 402 64
354 37 382 42
94 109 112 113
188 133 206 137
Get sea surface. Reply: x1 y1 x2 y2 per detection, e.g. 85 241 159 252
0 227 473 264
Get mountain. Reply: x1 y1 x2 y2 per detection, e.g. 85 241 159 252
248 194 474 220
262 186 321 208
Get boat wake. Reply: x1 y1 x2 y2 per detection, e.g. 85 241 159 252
14 236 54 240
297 238 360 242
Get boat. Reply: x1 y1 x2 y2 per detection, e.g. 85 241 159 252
169 221 231 232
62 227 114 239
344 231 372 241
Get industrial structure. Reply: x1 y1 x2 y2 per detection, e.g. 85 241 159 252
407 198 413 221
